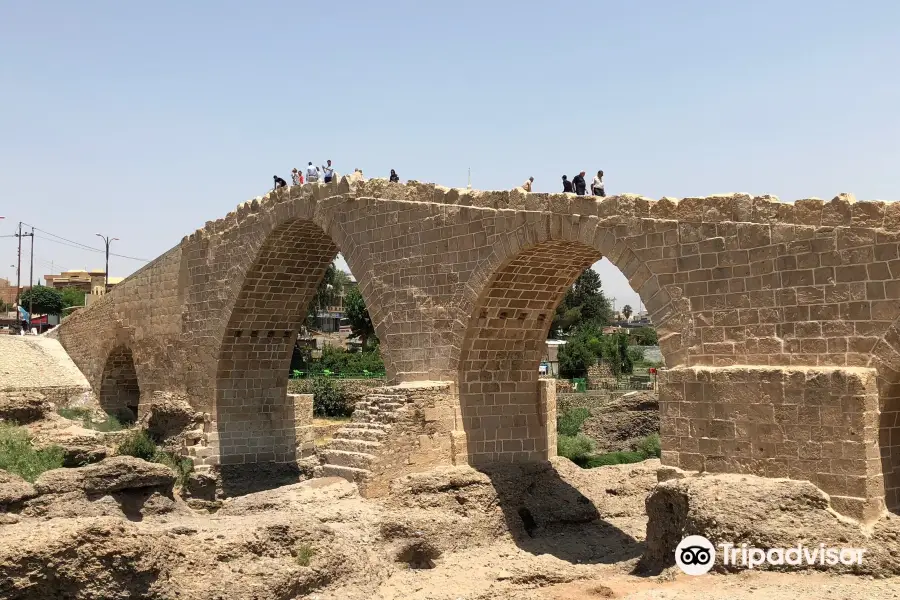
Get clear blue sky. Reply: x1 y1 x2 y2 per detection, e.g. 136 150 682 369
2 1 899 309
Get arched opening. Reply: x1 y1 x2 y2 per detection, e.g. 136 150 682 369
213 217 382 487
457 240 604 466
99 346 140 422
215 219 339 471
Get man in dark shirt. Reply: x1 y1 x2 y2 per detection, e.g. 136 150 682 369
562 175 574 193
572 171 587 196
273 175 287 189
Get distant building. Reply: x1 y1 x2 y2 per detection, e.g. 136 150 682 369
542 340 567 376
0 279 21 307
44 270 122 296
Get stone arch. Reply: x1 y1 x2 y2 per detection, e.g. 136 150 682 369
212 213 383 468
455 216 687 466
99 345 141 422
868 322 900 514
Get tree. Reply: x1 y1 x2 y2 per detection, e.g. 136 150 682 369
59 287 86 309
631 326 658 346
306 263 345 327
549 268 613 338
19 285 64 316
344 286 376 350
622 304 633 321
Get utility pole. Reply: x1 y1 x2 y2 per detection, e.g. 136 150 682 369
14 223 33 332
95 233 118 292
28 227 34 320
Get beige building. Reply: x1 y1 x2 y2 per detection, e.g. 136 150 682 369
44 270 123 296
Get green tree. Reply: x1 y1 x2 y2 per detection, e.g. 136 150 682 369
631 326 658 346
59 287 86 309
622 304 633 321
307 263 345 327
344 285 376 350
19 285 64 316
549 268 612 338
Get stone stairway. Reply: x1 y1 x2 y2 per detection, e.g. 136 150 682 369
321 391 408 484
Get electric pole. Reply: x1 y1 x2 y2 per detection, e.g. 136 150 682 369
95 233 118 292
14 223 33 332
28 227 34 321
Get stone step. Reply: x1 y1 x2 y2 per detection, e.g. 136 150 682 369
322 464 372 484
322 449 377 469
342 422 391 431
339 427 388 441
329 438 382 453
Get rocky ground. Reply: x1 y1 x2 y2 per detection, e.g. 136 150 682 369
2 387 900 598
2 450 900 599
576 391 659 454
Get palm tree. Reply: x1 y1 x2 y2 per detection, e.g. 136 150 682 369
622 304 633 321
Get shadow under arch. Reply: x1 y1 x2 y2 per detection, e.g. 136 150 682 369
452 228 684 562
212 216 375 495
99 345 141 423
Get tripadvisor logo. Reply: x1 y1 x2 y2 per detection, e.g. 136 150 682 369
675 535 867 575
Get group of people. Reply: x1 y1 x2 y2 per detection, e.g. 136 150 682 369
521 170 606 196
274 162 402 190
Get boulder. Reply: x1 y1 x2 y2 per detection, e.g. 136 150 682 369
140 393 197 442
0 391 51 424
640 472 900 577
33 456 175 496
0 471 38 509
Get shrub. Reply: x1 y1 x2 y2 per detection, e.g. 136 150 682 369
295 543 316 567
58 408 126 433
312 377 352 417
626 346 645 365
0 422 65 482
153 450 194 487
116 430 158 461
557 407 591 437
557 433 595 466
582 450 647 468
634 433 661 458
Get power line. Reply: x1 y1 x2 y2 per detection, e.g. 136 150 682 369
23 224 150 262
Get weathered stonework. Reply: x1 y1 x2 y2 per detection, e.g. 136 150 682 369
659 366 883 521
52 176 900 516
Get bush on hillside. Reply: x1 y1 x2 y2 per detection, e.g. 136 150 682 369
312 377 353 417
557 407 591 437
557 433 595 466
0 422 65 482
115 429 194 487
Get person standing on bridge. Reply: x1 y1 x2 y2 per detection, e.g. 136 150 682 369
390 169 400 183
306 162 319 183
591 170 605 197
562 175 574 193
521 176 534 192
573 171 587 196
322 159 334 183
291 168 301 186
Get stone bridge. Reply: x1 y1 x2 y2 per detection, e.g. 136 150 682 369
54 174 900 521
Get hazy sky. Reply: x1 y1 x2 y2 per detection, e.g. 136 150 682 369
2 1 899 308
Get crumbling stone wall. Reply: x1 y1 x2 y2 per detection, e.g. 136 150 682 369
659 366 883 521
98 346 140 419
51 177 900 516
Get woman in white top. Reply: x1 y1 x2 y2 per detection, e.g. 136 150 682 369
591 170 605 197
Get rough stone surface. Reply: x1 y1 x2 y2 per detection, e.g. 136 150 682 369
0 390 52 424
33 456 176 496
0 471 38 508
642 470 900 577
0 336 93 406
577 391 660 454
139 391 200 441
48 178 900 517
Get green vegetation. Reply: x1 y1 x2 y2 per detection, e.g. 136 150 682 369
556 405 660 469
550 268 613 338
306 264 350 326
115 430 194 487
621 304 633 321
311 376 353 417
295 543 316 567
558 328 634 379
18 285 65 316
557 407 591 437
60 287 86 309
57 407 125 432
0 422 65 482
630 326 658 346
344 286 377 350
292 346 385 379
